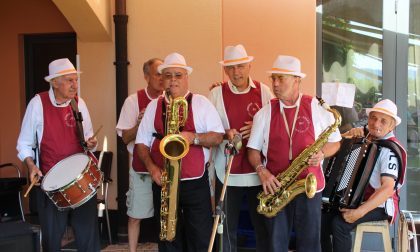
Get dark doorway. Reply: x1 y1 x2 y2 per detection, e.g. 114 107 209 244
24 33 77 105
23 33 77 215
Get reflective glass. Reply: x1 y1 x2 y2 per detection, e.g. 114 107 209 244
407 0 420 210
322 0 383 133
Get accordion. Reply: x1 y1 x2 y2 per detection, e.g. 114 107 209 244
322 137 379 210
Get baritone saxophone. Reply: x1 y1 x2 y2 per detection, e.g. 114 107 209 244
257 98 341 218
159 95 189 241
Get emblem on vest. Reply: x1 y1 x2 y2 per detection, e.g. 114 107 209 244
64 112 76 127
247 102 261 118
295 116 311 133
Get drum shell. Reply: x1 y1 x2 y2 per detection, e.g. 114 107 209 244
41 154 103 210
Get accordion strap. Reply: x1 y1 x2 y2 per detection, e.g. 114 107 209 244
374 139 403 190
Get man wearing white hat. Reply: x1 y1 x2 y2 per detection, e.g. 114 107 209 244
17 58 100 251
136 52 225 251
208 44 272 252
116 58 164 252
321 99 407 252
247 55 341 252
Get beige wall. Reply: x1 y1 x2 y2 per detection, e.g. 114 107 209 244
1 0 316 211
77 40 117 208
126 0 223 96
222 0 316 94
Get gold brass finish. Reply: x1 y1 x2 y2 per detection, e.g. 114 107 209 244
159 96 189 241
257 98 341 218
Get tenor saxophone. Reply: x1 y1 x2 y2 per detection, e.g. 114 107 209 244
159 95 189 241
257 98 341 218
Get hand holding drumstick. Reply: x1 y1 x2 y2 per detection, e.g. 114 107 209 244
24 174 40 197
23 157 43 197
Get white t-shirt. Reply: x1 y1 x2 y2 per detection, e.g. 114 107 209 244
116 89 155 154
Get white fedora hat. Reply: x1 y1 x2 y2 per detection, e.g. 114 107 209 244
267 55 306 78
366 99 401 126
219 44 254 66
44 58 80 82
158 52 193 75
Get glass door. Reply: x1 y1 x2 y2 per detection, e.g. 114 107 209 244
321 0 384 133
407 0 420 211
319 0 417 250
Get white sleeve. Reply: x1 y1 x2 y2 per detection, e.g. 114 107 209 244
312 98 341 143
116 94 139 137
378 148 399 178
16 96 42 161
136 99 158 147
247 104 271 151
207 87 217 106
193 95 225 134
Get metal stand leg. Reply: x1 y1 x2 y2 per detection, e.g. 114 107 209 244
104 183 112 244
208 144 238 252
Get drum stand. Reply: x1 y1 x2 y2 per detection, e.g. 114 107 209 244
208 143 238 252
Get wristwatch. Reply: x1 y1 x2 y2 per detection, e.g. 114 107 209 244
193 134 200 145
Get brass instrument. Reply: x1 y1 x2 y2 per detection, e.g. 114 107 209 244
159 95 189 241
257 98 341 218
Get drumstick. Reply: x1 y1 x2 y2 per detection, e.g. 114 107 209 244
91 125 103 139
24 175 39 198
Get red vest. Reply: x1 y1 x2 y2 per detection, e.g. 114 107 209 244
39 92 84 174
363 136 407 222
221 81 262 174
132 89 153 173
266 95 325 191
150 94 205 179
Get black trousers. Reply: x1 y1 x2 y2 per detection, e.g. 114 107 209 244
152 171 213 252
264 192 322 252
35 186 100 252
321 207 388 252
215 178 269 252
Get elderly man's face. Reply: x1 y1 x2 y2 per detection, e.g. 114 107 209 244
145 60 163 93
52 73 78 103
162 67 189 98
224 63 251 89
270 74 299 103
367 111 396 139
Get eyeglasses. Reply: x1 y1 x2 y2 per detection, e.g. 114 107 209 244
163 72 186 80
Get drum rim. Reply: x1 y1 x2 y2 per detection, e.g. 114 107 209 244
57 190 98 210
41 153 90 191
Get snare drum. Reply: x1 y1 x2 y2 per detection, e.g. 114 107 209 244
398 210 420 252
41 153 103 210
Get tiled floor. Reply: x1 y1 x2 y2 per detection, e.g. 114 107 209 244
60 227 158 251
101 243 158 252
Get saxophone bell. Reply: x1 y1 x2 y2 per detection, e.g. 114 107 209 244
160 134 189 160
